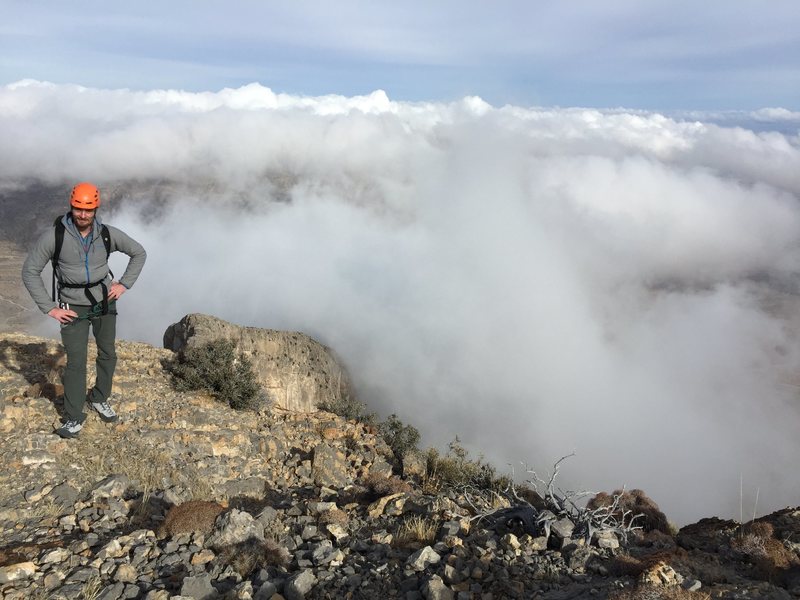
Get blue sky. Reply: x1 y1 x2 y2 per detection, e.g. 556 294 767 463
2 0 798 110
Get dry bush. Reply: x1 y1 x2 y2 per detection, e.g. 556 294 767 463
336 484 369 506
318 507 350 528
609 587 710 600
63 435 173 496
636 529 679 551
609 553 649 577
395 515 439 547
424 439 511 493
218 537 289 576
80 575 103 600
732 521 800 584
608 551 684 578
61 432 214 526
515 484 547 511
157 500 225 539
587 489 671 534
362 472 412 498
29 497 63 519
178 469 215 502
421 471 443 495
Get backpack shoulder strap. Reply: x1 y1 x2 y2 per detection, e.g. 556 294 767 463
52 216 65 267
51 216 66 302
100 224 111 259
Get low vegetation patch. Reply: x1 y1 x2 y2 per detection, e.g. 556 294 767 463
587 489 671 534
319 401 421 464
218 538 289 576
395 515 439 547
317 393 375 424
157 500 226 539
318 507 350 528
166 339 265 411
362 472 413 499
378 413 420 460
424 437 511 493
608 587 710 600
732 521 800 584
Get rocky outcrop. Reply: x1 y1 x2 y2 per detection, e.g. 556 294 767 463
163 313 351 413
1 330 800 599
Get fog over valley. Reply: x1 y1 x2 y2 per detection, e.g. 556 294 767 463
2 80 800 524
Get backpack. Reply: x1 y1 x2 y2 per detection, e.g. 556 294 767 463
51 215 113 308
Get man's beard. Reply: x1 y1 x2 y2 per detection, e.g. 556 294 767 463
72 212 95 230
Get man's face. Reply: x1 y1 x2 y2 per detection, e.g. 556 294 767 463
71 207 96 229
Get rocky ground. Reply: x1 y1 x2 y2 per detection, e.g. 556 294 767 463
0 330 799 600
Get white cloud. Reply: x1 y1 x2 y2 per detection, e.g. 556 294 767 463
753 107 800 122
6 81 800 523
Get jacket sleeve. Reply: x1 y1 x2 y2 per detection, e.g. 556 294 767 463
21 229 58 314
108 226 147 289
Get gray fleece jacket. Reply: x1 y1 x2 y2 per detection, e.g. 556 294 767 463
22 214 147 314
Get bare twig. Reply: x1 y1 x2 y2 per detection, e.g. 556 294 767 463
473 453 643 545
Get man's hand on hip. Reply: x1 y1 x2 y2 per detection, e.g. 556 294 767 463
107 282 127 301
48 307 78 323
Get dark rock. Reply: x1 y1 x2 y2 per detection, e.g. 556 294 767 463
222 477 266 499
97 582 125 600
422 574 454 600
285 568 317 600
312 443 349 488
88 474 130 500
47 483 79 510
180 573 218 599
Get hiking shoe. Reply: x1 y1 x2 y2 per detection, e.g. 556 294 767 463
56 419 83 438
91 400 119 423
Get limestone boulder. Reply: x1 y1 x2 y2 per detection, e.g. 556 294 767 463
163 313 351 413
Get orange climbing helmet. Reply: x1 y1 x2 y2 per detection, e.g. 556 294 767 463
70 182 100 210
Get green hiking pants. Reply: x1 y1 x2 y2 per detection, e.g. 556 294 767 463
60 304 117 422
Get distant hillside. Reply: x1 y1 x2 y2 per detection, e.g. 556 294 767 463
0 177 290 251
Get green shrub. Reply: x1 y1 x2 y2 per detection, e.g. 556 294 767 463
379 413 420 460
318 393 375 424
167 339 264 411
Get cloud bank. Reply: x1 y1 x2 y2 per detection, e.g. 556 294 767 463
3 81 800 523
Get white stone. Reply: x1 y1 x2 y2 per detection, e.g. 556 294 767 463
406 546 442 571
326 523 349 545
500 533 521 551
22 451 56 466
97 539 126 559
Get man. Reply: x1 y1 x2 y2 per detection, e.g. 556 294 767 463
22 182 147 438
